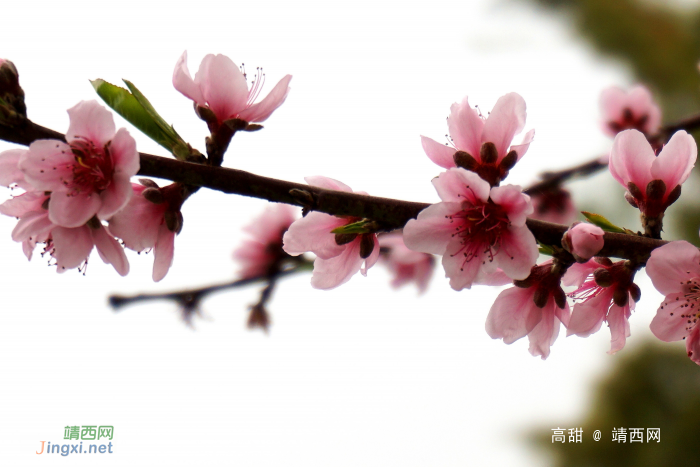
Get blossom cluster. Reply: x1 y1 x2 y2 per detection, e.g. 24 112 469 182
2 53 700 367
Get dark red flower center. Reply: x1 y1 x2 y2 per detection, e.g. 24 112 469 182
68 137 114 195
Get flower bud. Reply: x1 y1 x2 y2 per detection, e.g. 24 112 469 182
562 222 604 262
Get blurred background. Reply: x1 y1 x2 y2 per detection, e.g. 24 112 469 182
1 0 699 465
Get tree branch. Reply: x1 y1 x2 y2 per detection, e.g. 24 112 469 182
0 118 670 263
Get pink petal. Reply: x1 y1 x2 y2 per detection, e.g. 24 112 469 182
447 96 483 157
310 239 365 289
153 226 175 282
645 241 700 296
495 224 539 281
402 202 462 255
109 127 140 178
685 326 700 365
599 86 628 136
442 237 496 290
607 301 632 354
304 175 353 193
92 224 129 276
421 135 457 169
649 293 692 342
431 168 490 204
609 129 655 189
474 268 513 286
66 101 116 146
485 286 541 344
107 189 164 251
627 85 661 134
97 173 133 220
48 190 102 228
481 92 527 161
651 130 697 193
508 129 535 162
51 225 94 272
282 211 345 259
0 149 29 188
566 290 610 337
527 301 563 359
0 190 49 218
237 74 292 123
197 54 249 122
172 51 205 106
11 211 53 243
19 140 74 191
489 184 532 227
562 260 600 287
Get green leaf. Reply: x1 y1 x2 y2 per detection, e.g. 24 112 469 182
331 220 373 235
91 79 191 160
538 242 554 256
581 211 632 234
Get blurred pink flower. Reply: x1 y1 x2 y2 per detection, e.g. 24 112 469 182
233 204 297 279
378 233 434 293
421 92 534 185
485 261 570 359
600 85 661 137
173 51 292 125
403 168 538 290
645 241 700 365
19 100 139 228
283 176 379 290
529 187 578 225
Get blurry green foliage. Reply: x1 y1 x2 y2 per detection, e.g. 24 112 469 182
533 341 700 466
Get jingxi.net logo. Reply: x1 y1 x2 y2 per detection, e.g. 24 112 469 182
36 425 114 456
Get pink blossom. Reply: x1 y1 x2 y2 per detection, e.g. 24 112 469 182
609 129 696 218
403 168 538 290
282 176 380 290
421 92 534 185
0 148 32 190
562 222 604 262
173 51 292 126
485 261 570 359
645 241 700 365
378 233 434 293
0 191 128 275
600 85 661 137
18 100 139 228
563 259 639 354
233 204 297 279
108 182 182 282
529 186 578 225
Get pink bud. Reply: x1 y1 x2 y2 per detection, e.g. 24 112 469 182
563 223 604 261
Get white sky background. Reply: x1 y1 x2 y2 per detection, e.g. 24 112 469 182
0 0 676 465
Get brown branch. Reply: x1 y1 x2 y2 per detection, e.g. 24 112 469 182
0 119 671 263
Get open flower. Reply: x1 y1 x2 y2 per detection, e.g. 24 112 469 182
609 129 696 235
233 204 297 280
173 51 292 126
403 168 538 290
600 85 661 137
108 181 184 282
420 92 534 185
283 176 379 290
645 241 700 365
563 258 639 354
18 100 139 228
378 233 434 293
485 260 570 359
